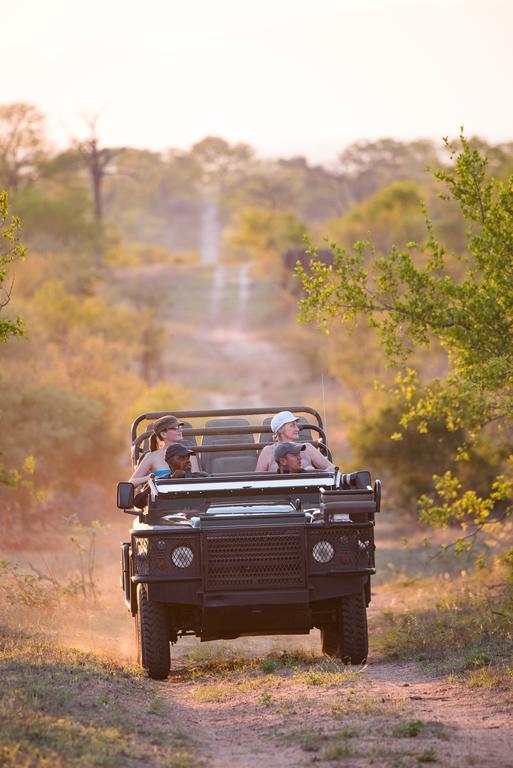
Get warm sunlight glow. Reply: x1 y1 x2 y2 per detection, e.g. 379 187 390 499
4 0 513 160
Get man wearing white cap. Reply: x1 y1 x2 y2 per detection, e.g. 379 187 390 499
255 410 335 472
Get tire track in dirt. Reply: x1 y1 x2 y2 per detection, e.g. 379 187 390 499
155 652 512 768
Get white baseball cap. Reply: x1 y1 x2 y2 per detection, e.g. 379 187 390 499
270 410 299 434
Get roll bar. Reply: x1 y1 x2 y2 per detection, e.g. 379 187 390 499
131 405 324 443
130 406 327 466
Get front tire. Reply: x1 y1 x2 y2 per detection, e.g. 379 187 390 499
338 590 368 664
135 583 170 680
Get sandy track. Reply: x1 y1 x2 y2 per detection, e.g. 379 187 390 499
155 647 512 768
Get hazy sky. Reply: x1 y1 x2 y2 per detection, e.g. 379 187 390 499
3 0 513 162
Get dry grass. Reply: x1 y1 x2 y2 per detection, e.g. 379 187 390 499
0 626 203 768
371 560 513 688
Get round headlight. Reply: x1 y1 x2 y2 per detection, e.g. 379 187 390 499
312 540 334 563
171 545 194 568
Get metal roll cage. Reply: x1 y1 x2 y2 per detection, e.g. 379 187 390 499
131 406 328 466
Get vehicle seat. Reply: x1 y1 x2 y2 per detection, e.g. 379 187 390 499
181 421 197 448
201 418 257 474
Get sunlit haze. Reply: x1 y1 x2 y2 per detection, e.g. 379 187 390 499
4 0 513 161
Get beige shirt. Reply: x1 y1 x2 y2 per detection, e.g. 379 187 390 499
255 442 334 473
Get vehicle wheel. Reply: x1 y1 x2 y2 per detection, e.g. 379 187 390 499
135 583 170 680
320 623 339 656
338 590 368 664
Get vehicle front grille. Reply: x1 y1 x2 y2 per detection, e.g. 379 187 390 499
204 528 305 591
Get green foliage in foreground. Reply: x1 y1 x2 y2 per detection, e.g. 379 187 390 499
298 133 513 555
0 627 203 768
0 192 26 343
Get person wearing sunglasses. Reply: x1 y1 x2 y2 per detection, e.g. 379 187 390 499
129 415 200 487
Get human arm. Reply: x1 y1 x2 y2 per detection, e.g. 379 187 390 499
128 452 156 487
255 444 273 472
304 443 334 470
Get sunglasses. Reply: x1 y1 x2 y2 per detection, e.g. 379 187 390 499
163 425 183 432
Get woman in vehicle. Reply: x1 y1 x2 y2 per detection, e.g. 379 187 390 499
129 415 200 486
255 410 334 472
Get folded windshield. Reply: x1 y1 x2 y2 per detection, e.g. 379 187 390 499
206 503 296 516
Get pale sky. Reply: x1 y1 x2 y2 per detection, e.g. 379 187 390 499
3 0 513 162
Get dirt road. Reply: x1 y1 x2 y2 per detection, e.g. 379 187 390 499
155 647 512 767
11 262 507 767
104 263 513 766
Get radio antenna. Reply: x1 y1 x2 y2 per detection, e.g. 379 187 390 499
321 371 327 434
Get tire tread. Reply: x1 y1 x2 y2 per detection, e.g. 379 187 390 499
136 584 170 680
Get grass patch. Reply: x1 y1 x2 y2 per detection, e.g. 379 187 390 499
279 726 357 761
323 741 352 760
148 695 167 716
0 626 203 767
293 666 361 687
192 684 231 703
393 720 426 738
465 667 508 689
372 570 513 678
330 689 402 718
416 747 438 763
279 728 322 753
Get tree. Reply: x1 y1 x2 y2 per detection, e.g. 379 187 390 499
0 190 27 489
0 102 47 193
228 206 306 272
0 192 26 342
337 138 440 204
76 118 124 224
298 133 513 556
189 136 254 196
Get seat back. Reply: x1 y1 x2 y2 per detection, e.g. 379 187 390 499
180 421 197 448
201 418 257 474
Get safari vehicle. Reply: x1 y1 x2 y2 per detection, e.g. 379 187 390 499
117 407 380 680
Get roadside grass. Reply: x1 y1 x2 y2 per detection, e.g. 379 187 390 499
391 720 449 741
371 562 513 689
0 626 203 768
278 724 446 764
330 689 404 718
188 645 367 705
279 726 357 758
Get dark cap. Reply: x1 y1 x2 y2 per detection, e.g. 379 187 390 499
165 443 195 462
274 442 306 461
152 415 184 435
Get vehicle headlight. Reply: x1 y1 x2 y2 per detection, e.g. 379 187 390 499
135 538 149 558
171 545 194 568
312 540 334 563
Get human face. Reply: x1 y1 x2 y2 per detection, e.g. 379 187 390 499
284 451 302 472
168 453 192 472
279 420 300 441
161 424 183 443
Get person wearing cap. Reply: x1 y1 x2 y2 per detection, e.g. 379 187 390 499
133 445 207 508
274 442 307 474
165 444 208 478
129 414 200 487
255 410 334 472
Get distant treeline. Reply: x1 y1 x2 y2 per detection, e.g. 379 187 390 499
2 101 513 541
3 101 513 265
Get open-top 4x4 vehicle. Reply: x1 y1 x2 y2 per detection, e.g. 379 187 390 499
117 407 380 679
